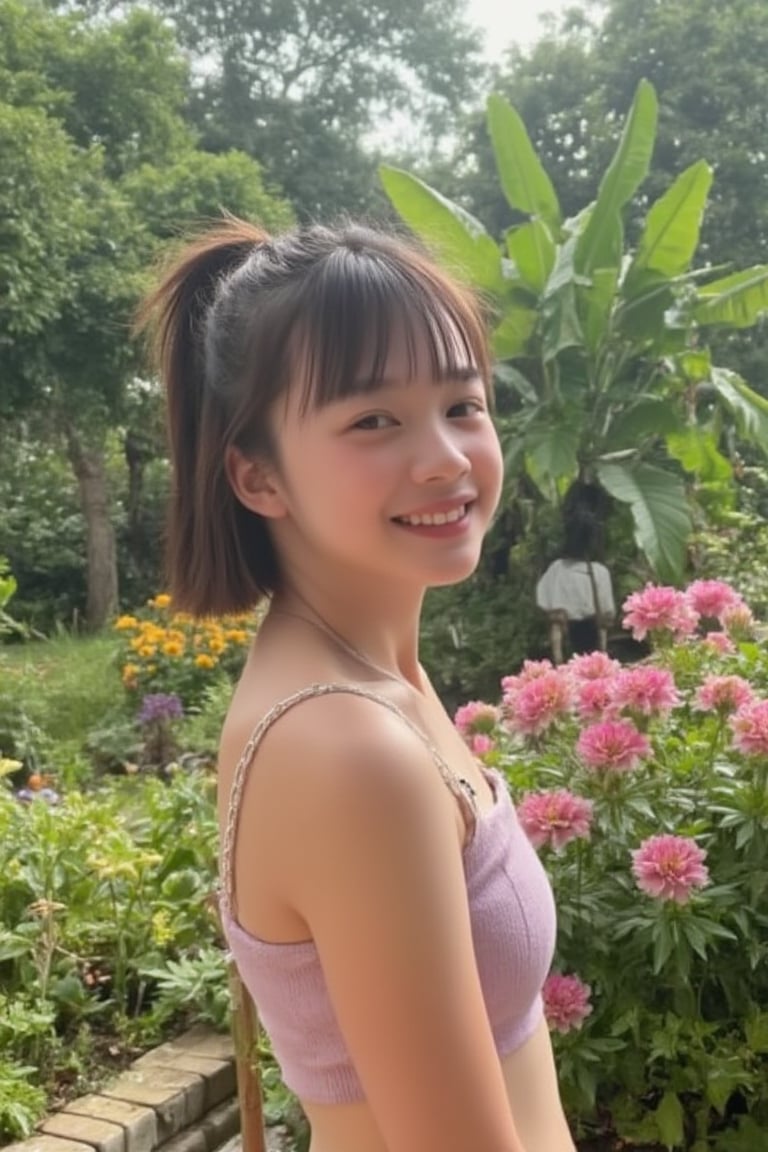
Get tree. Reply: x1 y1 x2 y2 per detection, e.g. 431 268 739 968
0 0 292 629
452 0 768 274
78 0 484 219
382 81 768 582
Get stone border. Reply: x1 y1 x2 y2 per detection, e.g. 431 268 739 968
6 1027 240 1152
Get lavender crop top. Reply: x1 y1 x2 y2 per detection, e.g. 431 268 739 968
220 684 557 1105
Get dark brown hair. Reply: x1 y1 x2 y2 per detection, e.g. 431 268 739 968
137 217 492 617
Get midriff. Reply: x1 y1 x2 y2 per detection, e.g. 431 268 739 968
304 1016 576 1152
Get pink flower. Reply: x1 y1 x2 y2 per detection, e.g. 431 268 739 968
685 579 744 622
501 660 555 706
631 835 710 903
722 603 755 642
576 677 617 722
454 701 499 740
518 790 593 850
701 631 736 655
567 651 621 681
730 699 768 757
611 667 680 717
577 720 651 772
622 584 699 642
470 733 495 756
695 675 754 716
505 670 573 737
542 973 593 1033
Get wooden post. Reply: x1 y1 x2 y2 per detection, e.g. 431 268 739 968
229 963 267 1152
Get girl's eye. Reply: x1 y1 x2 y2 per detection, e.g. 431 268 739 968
448 399 486 418
352 413 397 431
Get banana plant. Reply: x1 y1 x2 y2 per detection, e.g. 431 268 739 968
380 80 768 582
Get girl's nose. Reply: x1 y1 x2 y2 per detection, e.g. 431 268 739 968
410 424 471 485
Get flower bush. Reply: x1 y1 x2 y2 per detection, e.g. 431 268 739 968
114 594 259 708
0 764 225 1140
458 579 768 1149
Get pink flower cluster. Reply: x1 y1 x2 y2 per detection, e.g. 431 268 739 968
542 973 593 1033
632 835 710 903
577 720 651 772
729 699 768 758
518 789 593 850
502 668 573 737
623 584 699 642
453 700 500 756
695 675 754 716
623 579 753 646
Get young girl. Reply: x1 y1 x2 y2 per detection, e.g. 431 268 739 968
139 219 576 1152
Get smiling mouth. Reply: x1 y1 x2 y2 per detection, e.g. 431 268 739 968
393 503 470 527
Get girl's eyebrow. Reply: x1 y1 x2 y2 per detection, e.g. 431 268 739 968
346 366 482 395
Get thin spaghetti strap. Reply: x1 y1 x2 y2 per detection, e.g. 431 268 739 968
220 683 478 916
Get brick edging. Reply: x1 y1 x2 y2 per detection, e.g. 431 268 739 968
5 1027 240 1152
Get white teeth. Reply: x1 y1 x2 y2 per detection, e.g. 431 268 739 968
399 505 466 526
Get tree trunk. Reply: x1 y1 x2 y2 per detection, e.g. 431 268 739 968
65 424 118 631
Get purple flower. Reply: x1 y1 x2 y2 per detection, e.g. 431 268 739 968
138 693 184 726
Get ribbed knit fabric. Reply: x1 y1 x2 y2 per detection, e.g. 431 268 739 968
220 685 557 1105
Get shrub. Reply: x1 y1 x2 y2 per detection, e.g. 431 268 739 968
461 579 768 1149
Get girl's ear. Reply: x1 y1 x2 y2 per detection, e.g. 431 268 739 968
225 446 288 519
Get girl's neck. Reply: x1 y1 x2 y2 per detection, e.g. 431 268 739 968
269 580 425 690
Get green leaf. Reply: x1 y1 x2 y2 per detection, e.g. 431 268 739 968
695 265 768 328
576 79 658 276
666 427 733 482
655 1091 684 1150
379 166 504 294
506 220 556 293
596 460 691 581
580 266 619 353
493 362 538 404
618 268 675 342
492 307 538 359
709 367 768 449
524 419 580 494
634 160 713 276
486 94 561 231
605 397 684 448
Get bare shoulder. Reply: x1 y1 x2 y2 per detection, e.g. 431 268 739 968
220 683 451 832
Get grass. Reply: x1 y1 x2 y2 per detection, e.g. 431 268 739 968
0 632 126 785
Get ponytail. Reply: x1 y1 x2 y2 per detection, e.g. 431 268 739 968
136 218 275 616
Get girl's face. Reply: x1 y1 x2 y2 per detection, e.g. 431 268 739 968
257 321 503 596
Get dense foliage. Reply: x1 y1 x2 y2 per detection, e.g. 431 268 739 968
463 580 768 1149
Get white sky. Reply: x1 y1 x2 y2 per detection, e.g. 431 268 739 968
465 0 571 60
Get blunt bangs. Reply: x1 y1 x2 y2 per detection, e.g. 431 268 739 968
289 236 491 415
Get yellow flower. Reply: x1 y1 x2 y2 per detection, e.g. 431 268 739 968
208 636 226 654
148 593 172 610
225 629 249 645
121 663 140 687
114 615 139 631
194 653 217 669
151 908 174 946
137 645 157 659
162 640 184 657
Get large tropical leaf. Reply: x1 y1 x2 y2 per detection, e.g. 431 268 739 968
576 80 658 276
604 396 684 449
708 368 768 449
492 307 538 359
596 460 691 582
632 160 713 278
695 266 768 329
379 166 505 294
486 95 561 232
506 220 556 294
666 427 733 482
525 419 581 496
